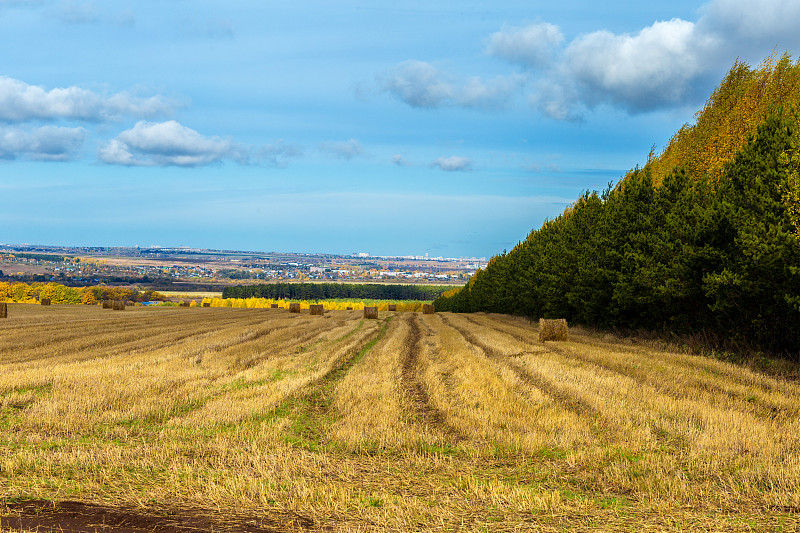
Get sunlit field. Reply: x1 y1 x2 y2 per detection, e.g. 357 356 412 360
1 304 799 531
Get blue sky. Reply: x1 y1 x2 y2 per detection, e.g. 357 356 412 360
1 0 799 258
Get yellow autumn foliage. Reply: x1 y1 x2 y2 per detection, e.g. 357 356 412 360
198 297 424 312
642 53 800 186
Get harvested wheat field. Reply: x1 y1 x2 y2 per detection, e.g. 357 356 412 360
1 304 799 532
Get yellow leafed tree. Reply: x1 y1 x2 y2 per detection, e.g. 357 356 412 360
643 53 800 186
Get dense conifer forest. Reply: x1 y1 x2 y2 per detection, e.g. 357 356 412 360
434 54 800 356
223 282 450 301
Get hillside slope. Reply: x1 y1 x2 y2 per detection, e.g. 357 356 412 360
435 54 800 355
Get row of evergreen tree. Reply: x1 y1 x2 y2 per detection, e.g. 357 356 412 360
223 282 450 302
435 110 800 355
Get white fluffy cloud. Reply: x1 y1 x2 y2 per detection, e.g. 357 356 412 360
699 0 800 44
489 18 718 117
0 76 174 123
380 60 454 108
563 18 714 112
487 22 564 68
528 0 800 117
0 125 86 161
384 0 800 119
432 155 473 172
379 60 522 110
99 121 243 167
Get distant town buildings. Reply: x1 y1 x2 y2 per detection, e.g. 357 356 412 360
0 245 486 287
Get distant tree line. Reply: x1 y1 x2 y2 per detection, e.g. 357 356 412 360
0 271 162 286
223 283 449 301
0 281 166 304
435 109 800 356
4 252 74 262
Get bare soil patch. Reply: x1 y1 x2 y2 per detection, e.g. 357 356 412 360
0 500 296 533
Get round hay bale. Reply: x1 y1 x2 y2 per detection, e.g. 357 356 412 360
364 306 378 319
539 318 568 342
310 304 324 316
0 302 7 319
102 299 112 309
202 302 211 308
346 306 353 311
388 304 397 312
40 298 51 306
289 302 301 313
112 300 125 311
422 304 435 314
270 304 279 309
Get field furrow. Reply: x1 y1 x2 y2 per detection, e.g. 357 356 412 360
438 313 616 441
398 314 457 438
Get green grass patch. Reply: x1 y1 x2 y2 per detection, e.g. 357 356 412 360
596 495 632 509
532 446 570 460
1 383 53 398
275 318 392 451
364 496 384 508
418 441 461 456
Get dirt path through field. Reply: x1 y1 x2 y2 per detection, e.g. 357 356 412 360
399 313 456 437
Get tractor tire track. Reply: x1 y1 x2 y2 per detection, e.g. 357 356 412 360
400 314 461 439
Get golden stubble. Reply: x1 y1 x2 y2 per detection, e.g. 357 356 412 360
1 303 799 531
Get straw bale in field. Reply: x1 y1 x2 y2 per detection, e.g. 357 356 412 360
346 306 353 311
202 302 211 308
102 300 112 309
289 303 301 313
179 301 189 307
0 302 7 319
388 304 397 311
364 306 378 319
270 304 279 308
112 300 125 311
40 298 51 306
422 304 435 314
310 304 324 316
539 318 568 341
